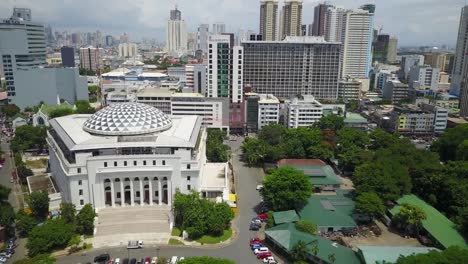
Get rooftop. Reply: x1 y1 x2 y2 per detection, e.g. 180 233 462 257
389 194 467 249
242 36 341 45
345 113 368 124
357 246 439 264
258 94 280 104
200 163 227 191
298 192 356 229
273 210 299 224
277 159 342 186
265 223 361 264
27 175 57 195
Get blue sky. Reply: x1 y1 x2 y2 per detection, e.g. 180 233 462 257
1 0 465 47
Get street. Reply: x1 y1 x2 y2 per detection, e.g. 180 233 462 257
57 137 271 264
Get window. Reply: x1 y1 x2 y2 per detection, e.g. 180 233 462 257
162 160 166 166
117 192 121 198
104 162 107 167
136 191 140 198
187 164 191 169
187 176 191 181
79 189 83 195
80 200 84 205
78 180 82 185
187 185 191 191
77 168 81 173
124 161 127 166
114 161 117 167
155 191 159 197
153 160 156 166
143 160 147 166
133 161 137 166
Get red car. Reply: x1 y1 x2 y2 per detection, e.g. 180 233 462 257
250 238 262 245
257 251 272 259
258 213 267 221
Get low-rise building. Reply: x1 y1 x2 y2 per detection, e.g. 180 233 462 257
338 77 362 101
257 94 280 130
390 104 448 135
285 95 323 128
344 112 368 131
420 103 448 134
382 80 408 103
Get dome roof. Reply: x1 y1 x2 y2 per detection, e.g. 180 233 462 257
83 103 172 136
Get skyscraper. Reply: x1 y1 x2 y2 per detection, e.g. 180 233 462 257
259 0 278 41
373 34 390 63
324 5 346 42
61 46 75 67
312 2 332 36
80 47 102 72
197 24 209 52
281 0 303 39
452 5 468 96
242 36 342 100
166 6 187 54
212 23 226 35
387 37 398 63
341 8 374 78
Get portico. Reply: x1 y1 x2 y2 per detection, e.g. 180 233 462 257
103 176 172 207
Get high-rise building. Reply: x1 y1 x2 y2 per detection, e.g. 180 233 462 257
197 24 209 52
118 43 138 58
281 0 303 39
259 0 278 41
452 5 468 96
212 23 226 35
387 37 398 63
373 34 390 63
187 32 197 52
185 65 206 94
105 35 114 47
424 53 448 72
79 47 102 72
61 46 75 67
341 8 374 78
408 65 439 92
312 2 332 36
285 95 323 128
301 25 307 36
120 33 129 44
401 55 424 79
323 5 345 42
166 7 187 54
0 8 46 102
242 36 341 100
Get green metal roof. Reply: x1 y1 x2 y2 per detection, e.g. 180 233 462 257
357 246 439 264
344 113 367 124
298 194 357 229
265 223 361 264
389 194 468 249
273 210 299 224
278 164 342 186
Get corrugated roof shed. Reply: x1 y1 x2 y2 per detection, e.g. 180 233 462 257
277 159 342 186
357 246 439 264
265 223 361 264
273 210 299 224
389 194 468 249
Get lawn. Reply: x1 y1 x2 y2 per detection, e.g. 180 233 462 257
196 228 232 244
171 227 181 237
168 238 184 245
25 159 48 169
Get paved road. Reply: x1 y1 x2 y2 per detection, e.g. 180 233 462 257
0 140 28 263
57 137 270 264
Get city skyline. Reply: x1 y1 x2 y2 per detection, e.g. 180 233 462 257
0 0 464 47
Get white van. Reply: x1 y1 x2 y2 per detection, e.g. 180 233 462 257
254 247 269 255
170 256 178 264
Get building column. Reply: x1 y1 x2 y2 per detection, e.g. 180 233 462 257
110 181 115 208
158 179 162 206
120 179 125 207
149 180 153 206
168 180 172 206
139 180 144 206
130 179 135 206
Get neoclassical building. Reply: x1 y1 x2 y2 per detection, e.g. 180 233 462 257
47 103 223 210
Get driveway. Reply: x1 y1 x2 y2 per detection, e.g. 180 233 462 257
56 137 274 264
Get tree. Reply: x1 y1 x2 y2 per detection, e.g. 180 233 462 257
258 123 287 145
291 240 308 262
355 192 385 219
1 104 20 117
457 207 468 237
79 68 95 76
206 129 230 162
60 202 76 225
13 254 56 264
295 220 317 235
369 129 399 150
10 125 47 152
313 115 345 131
281 138 306 159
0 184 11 202
431 124 468 161
49 108 74 118
15 210 37 237
26 218 74 256
76 204 96 235
393 203 427 236
178 256 235 264
353 157 412 202
0 203 15 232
75 100 95 114
307 143 334 161
337 127 370 149
28 191 50 221
395 246 468 264
262 167 312 211
241 138 268 166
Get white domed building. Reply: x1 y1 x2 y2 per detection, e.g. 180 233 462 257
47 103 225 210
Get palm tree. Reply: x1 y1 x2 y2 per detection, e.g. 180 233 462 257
328 253 336 263
291 240 308 262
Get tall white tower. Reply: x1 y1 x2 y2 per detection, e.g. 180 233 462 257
259 0 278 41
166 6 187 54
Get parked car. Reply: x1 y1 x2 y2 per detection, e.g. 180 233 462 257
129 259 136 264
254 247 269 255
0 252 11 259
257 213 267 221
250 238 262 246
251 243 263 250
249 222 261 231
114 258 121 264
93 254 110 264
169 256 178 264
257 252 272 259
127 240 144 249
150 257 158 264
122 258 129 264
107 260 114 264
251 218 262 225
263 256 277 263
256 185 263 190
144 257 151 264
179 257 185 261
0 257 7 263
250 240 263 247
